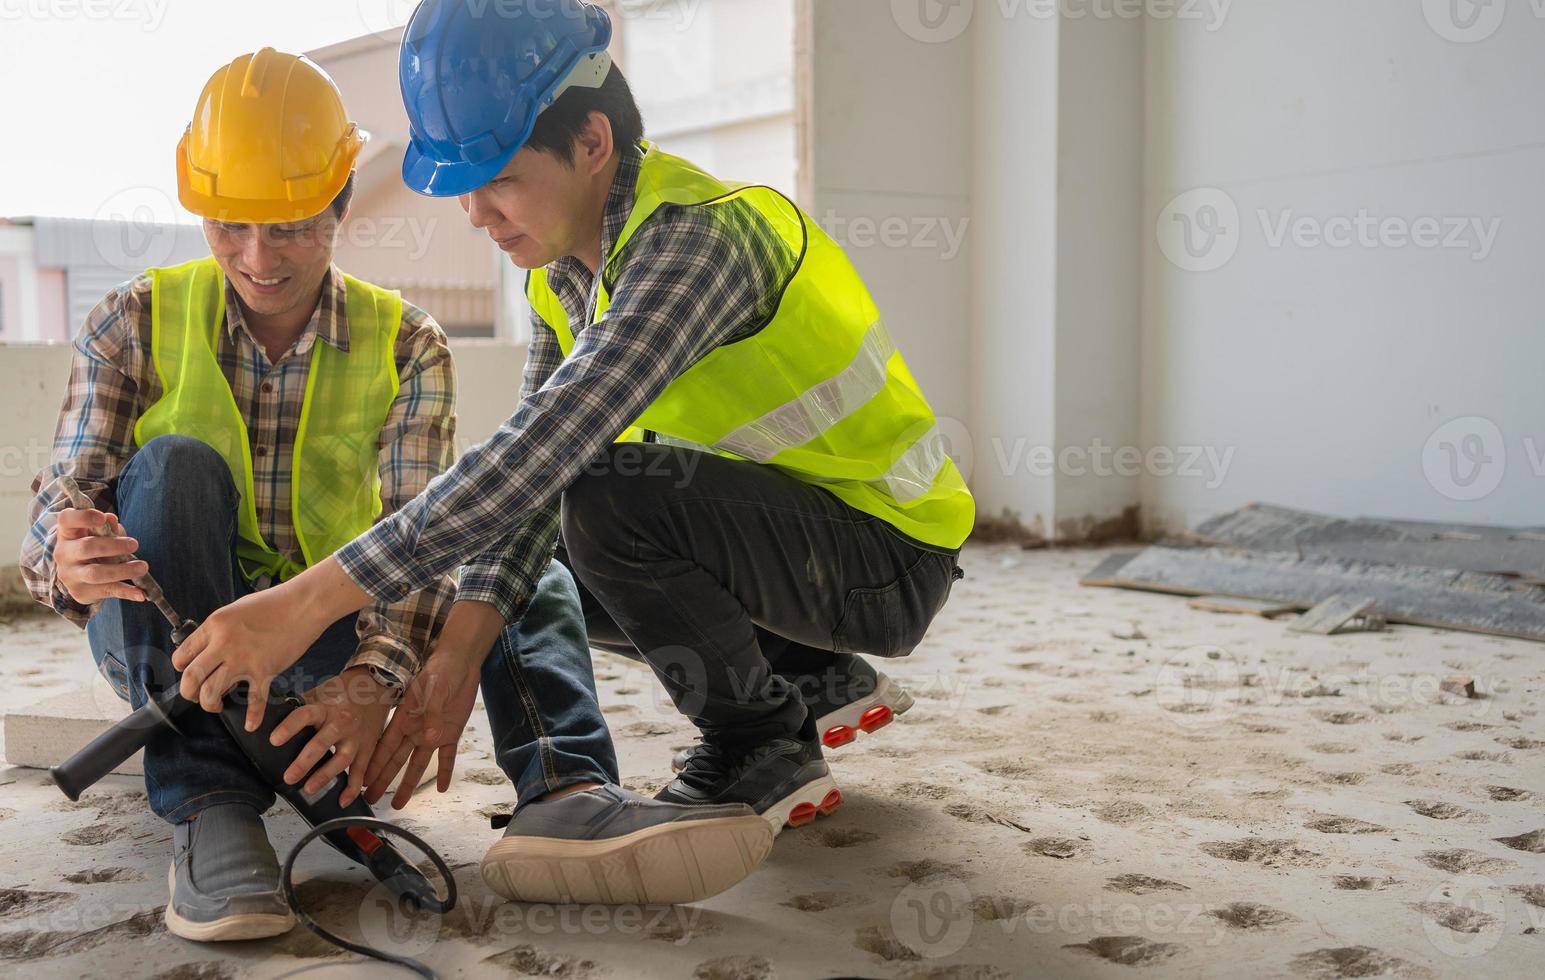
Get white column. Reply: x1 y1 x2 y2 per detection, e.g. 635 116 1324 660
1048 12 1144 539
800 1 1143 542
969 4 1061 538
970 4 1143 541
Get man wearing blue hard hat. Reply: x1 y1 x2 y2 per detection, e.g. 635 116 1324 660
174 0 973 905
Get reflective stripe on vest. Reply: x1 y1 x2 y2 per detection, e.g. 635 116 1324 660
137 257 401 582
526 143 974 549
716 318 896 463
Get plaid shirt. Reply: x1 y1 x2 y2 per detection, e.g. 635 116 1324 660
20 266 458 687
335 142 792 622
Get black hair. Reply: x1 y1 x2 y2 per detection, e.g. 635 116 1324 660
329 171 356 220
525 63 645 165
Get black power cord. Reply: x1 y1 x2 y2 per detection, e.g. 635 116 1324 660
280 816 458 979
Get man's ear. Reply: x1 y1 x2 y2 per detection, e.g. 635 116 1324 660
576 110 615 178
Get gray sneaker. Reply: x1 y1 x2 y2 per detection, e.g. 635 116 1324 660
480 784 774 905
164 802 295 942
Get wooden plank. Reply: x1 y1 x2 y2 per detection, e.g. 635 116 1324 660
1084 546 1545 642
1193 503 1545 583
1186 594 1301 617
1286 595 1377 635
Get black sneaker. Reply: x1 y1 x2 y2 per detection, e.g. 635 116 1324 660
480 784 773 905
656 724 841 834
672 653 913 772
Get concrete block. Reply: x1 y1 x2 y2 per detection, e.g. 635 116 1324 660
3 684 142 775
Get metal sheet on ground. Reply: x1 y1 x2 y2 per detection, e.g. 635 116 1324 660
1368 517 1545 539
1078 551 1140 585
1081 546 1545 642
1193 502 1545 582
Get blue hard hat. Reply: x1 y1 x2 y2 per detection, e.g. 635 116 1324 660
398 0 614 197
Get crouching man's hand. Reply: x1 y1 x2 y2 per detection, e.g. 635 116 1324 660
53 508 147 605
364 600 504 810
272 667 396 807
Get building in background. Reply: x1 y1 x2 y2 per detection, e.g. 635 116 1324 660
0 217 207 343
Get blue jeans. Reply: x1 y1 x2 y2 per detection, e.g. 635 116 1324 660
90 435 623 819
479 560 620 809
87 435 358 823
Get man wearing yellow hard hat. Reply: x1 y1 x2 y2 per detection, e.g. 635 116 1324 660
19 48 553 942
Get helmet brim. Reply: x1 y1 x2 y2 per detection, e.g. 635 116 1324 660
176 130 358 223
402 136 522 198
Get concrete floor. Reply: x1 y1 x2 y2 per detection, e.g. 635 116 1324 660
0 542 1540 979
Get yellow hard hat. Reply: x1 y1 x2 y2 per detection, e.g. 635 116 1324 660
177 48 364 223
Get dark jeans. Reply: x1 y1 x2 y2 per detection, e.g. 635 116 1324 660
87 435 358 823
478 442 962 804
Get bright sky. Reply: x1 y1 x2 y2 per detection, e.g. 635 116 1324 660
0 0 419 222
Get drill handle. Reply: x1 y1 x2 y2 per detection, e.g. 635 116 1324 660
49 687 189 800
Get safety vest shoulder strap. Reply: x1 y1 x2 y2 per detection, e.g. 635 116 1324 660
525 266 575 350
338 271 404 343
608 141 733 262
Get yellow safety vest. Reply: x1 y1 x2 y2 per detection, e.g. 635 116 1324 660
526 142 974 549
137 257 402 582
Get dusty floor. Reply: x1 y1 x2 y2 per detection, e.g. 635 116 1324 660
0 542 1541 979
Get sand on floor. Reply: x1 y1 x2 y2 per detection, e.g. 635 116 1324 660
0 542 1540 978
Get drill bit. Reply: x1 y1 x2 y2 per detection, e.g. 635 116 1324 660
55 474 190 638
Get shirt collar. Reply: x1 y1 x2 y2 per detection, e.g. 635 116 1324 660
222 264 350 355
548 141 644 287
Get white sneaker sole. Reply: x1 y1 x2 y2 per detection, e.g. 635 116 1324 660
480 813 774 905
162 864 295 942
817 672 915 749
669 673 915 774
761 773 843 836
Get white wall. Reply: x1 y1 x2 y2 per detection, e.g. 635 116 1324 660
801 0 975 452
0 346 72 583
809 1 1540 539
1142 0 1545 532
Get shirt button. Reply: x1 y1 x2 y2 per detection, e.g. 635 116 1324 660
255 445 268 457
261 382 274 394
